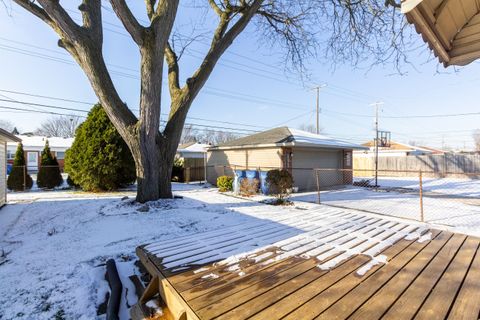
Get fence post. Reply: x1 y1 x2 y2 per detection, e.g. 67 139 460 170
23 165 26 191
315 169 321 204
419 170 424 222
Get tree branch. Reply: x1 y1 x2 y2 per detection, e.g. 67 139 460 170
208 0 223 16
187 0 263 99
110 0 145 45
79 0 102 42
145 0 156 20
36 0 83 42
12 0 54 27
163 0 263 139
165 42 180 96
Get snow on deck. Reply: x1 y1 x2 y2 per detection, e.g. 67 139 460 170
144 205 427 277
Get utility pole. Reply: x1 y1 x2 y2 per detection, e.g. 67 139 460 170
370 101 384 188
313 84 327 134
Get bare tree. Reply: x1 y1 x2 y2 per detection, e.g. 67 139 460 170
298 123 321 134
181 125 238 145
197 129 239 145
473 130 480 152
180 124 198 144
0 119 15 132
34 116 81 138
12 1 407 202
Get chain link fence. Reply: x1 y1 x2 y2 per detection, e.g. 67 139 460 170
310 168 480 226
6 165 68 191
206 164 480 228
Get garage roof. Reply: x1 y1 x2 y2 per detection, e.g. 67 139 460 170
210 127 367 151
0 128 21 142
402 0 480 67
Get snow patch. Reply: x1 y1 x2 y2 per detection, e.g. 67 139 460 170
418 232 432 243
201 273 219 279
193 267 210 274
227 264 240 272
145 299 163 316
356 255 388 276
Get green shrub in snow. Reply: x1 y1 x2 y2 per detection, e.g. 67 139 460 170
64 104 136 191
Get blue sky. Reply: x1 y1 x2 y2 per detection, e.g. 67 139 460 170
1 2 479 150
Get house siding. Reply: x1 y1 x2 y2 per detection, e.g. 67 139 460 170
0 140 6 207
207 147 282 184
207 146 353 191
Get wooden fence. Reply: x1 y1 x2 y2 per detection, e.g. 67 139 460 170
353 153 480 177
184 158 205 182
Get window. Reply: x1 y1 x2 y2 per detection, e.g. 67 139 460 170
27 152 37 163
344 151 352 167
56 151 65 160
7 150 14 160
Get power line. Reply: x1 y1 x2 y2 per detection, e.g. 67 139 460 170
0 37 386 109
0 41 312 111
0 89 271 129
273 110 314 127
383 111 480 119
0 88 93 105
0 105 86 118
0 100 262 134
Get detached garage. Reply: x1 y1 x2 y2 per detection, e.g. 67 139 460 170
0 128 21 208
207 127 367 191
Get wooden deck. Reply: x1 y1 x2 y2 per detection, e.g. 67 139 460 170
132 207 480 320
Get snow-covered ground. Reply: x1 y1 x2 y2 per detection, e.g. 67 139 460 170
1 184 257 319
0 180 473 319
356 175 480 197
287 176 480 237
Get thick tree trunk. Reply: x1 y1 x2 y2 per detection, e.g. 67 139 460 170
158 149 174 199
130 138 160 203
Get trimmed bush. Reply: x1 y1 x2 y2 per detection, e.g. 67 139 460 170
266 169 294 201
7 142 33 191
37 140 63 189
171 157 184 182
217 175 233 192
64 104 136 191
239 178 260 196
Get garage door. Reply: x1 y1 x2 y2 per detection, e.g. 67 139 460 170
292 149 342 191
0 142 5 207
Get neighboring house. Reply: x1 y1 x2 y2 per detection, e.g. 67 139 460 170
355 140 444 157
176 142 210 182
177 142 210 161
207 127 367 191
0 129 21 207
7 135 73 172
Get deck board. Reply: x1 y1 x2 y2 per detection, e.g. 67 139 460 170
414 237 479 320
348 233 465 320
135 208 480 320
447 240 480 320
